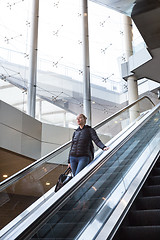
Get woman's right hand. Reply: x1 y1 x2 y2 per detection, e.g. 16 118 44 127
68 163 71 169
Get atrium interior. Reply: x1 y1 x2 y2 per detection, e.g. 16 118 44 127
0 1 160 239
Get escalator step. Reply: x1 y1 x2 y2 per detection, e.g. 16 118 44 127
143 185 160 196
155 162 160 168
149 176 160 185
121 226 160 240
152 168 160 175
129 209 160 226
136 196 160 210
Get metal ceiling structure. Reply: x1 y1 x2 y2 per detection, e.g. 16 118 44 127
92 0 160 85
0 0 160 126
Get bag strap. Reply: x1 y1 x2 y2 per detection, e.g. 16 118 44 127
64 167 72 175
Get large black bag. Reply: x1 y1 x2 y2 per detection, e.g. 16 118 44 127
55 167 72 192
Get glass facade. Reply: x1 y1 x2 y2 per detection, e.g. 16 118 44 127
0 0 145 127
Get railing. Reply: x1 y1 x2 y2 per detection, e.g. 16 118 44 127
0 47 125 94
0 95 155 188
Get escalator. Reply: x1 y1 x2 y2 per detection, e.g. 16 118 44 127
112 156 160 240
17 106 160 240
0 97 159 239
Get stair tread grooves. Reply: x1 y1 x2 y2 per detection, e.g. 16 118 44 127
143 185 160 196
132 209 160 213
147 183 160 186
136 197 160 209
150 176 160 178
122 226 160 240
130 210 160 226
124 226 160 229
139 196 160 200
148 176 160 185
145 185 160 188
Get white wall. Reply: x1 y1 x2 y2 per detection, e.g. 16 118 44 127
41 123 74 157
0 100 42 159
0 100 74 160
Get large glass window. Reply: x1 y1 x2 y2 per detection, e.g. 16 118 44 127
0 0 145 127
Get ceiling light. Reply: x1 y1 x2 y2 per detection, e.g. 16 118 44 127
3 174 8 178
46 182 51 186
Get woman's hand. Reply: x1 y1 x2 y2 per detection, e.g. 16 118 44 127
103 146 109 151
68 163 71 169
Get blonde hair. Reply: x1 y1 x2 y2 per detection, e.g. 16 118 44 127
77 114 87 124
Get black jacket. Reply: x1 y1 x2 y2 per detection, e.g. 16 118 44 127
68 125 106 163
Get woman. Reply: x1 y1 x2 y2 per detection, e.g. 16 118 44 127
68 114 109 176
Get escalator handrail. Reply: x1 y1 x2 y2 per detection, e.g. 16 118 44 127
0 95 155 188
94 95 155 130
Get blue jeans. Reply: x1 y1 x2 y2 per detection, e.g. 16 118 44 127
70 156 90 176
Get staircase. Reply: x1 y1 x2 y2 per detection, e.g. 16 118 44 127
113 157 160 240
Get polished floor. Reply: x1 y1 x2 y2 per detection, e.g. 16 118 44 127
0 147 35 182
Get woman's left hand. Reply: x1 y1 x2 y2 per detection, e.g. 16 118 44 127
103 146 109 151
68 163 71 169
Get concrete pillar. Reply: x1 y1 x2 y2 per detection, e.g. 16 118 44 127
123 15 139 122
127 75 139 121
27 0 39 118
82 0 92 126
